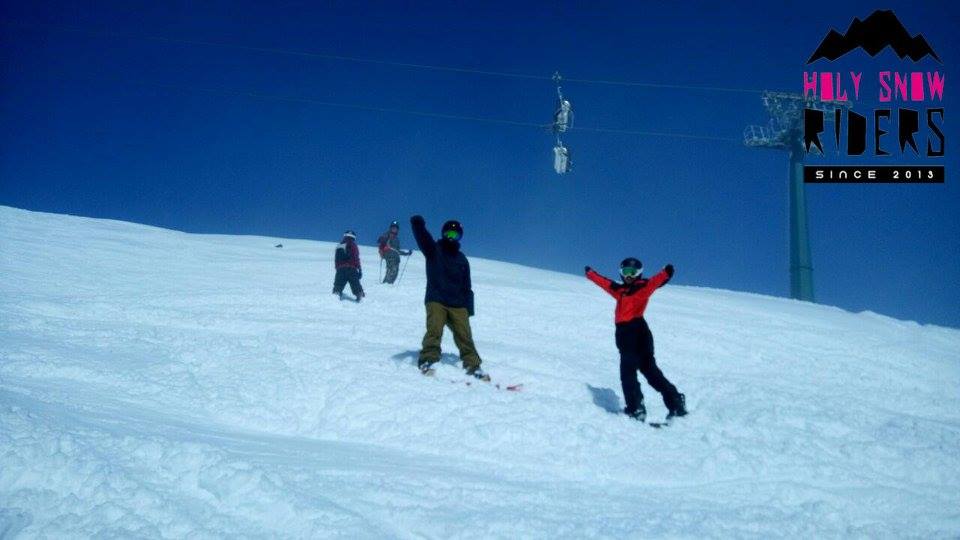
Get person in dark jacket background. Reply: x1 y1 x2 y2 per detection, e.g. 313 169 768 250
410 214 487 380
333 230 364 302
586 257 686 421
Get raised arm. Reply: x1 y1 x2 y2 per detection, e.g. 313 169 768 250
410 215 436 258
648 264 674 289
585 267 618 298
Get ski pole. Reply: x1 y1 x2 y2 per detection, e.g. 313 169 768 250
397 252 411 284
378 258 384 284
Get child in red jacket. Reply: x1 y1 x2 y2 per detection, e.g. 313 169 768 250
585 257 686 421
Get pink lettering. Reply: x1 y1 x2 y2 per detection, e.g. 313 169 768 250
850 72 862 100
910 72 924 101
835 72 848 100
803 72 817 98
927 71 945 101
821 72 834 100
894 72 908 100
879 72 891 102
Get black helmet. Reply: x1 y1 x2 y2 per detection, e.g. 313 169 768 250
389 220 399 229
343 230 357 240
441 220 463 241
619 257 643 278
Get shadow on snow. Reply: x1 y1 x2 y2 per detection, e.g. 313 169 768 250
391 350 462 369
586 384 621 414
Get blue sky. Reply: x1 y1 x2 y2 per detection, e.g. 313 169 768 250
1 0 958 327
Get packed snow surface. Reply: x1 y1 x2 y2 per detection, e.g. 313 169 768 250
1 206 959 538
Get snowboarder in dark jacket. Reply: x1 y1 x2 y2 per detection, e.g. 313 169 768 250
410 215 487 380
333 230 364 302
585 257 686 421
378 221 412 284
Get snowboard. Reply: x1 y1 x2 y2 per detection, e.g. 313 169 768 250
626 412 683 428
419 364 522 391
644 414 687 428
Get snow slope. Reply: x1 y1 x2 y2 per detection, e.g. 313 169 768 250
1 205 959 538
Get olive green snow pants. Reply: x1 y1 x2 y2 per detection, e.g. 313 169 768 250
419 302 481 370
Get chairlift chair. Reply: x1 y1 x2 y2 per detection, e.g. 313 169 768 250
553 144 571 174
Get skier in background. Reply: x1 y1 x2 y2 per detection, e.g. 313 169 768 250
378 220 412 284
410 214 488 381
585 258 687 421
333 230 364 302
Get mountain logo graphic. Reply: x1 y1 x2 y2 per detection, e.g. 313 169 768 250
807 10 941 64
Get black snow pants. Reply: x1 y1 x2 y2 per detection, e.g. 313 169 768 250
333 267 364 299
615 317 681 413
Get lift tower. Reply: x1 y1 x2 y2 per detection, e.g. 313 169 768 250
744 91 849 302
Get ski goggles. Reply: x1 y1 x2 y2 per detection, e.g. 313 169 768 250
443 229 461 241
619 266 642 278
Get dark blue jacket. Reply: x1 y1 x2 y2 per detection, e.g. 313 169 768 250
411 217 474 315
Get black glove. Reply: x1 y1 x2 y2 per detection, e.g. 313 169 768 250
411 215 425 226
358 269 363 280
664 264 674 278
584 265 592 274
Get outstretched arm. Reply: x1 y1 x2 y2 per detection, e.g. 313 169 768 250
410 215 436 258
585 266 618 298
649 264 674 289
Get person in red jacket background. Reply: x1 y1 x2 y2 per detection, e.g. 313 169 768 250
585 257 686 421
333 230 364 302
378 221 412 284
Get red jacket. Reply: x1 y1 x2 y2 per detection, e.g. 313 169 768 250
335 238 361 270
378 231 398 257
587 269 670 324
